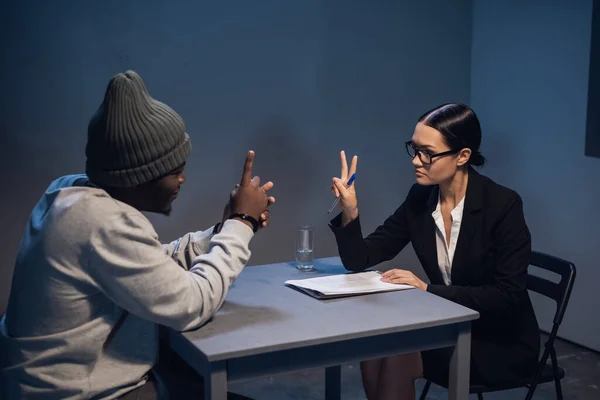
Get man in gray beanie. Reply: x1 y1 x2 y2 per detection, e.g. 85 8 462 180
1 71 274 399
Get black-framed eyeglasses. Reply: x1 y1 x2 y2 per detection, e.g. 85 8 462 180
404 141 459 165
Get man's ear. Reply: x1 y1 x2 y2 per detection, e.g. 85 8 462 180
457 148 471 167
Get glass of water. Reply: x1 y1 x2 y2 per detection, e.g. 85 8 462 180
295 225 314 271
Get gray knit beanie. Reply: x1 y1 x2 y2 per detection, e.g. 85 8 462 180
86 70 191 187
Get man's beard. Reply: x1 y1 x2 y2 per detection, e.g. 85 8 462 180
160 203 173 216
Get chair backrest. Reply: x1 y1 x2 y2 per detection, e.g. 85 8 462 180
527 251 576 326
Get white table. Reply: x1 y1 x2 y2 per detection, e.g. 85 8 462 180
166 257 479 399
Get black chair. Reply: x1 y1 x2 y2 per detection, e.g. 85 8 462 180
419 251 576 400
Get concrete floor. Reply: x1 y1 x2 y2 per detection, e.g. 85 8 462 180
228 335 600 399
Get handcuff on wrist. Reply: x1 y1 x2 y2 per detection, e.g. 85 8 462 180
228 213 259 233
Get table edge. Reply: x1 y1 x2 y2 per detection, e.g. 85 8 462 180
174 311 479 362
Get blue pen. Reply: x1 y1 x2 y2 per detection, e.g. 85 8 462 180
327 173 356 214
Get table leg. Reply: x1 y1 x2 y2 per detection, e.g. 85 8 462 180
448 322 471 400
205 361 228 400
325 365 341 400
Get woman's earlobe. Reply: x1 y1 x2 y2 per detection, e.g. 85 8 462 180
458 149 471 166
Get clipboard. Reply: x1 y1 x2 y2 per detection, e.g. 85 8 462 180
284 271 413 300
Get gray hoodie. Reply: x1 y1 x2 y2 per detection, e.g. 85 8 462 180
1 175 254 399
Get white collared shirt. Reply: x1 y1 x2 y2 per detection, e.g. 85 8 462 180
431 194 466 286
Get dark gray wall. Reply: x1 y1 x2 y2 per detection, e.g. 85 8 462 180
0 0 473 312
471 0 599 351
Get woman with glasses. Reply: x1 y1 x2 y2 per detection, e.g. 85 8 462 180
329 103 540 400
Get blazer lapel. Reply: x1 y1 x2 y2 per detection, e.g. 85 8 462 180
451 167 484 283
417 186 445 284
